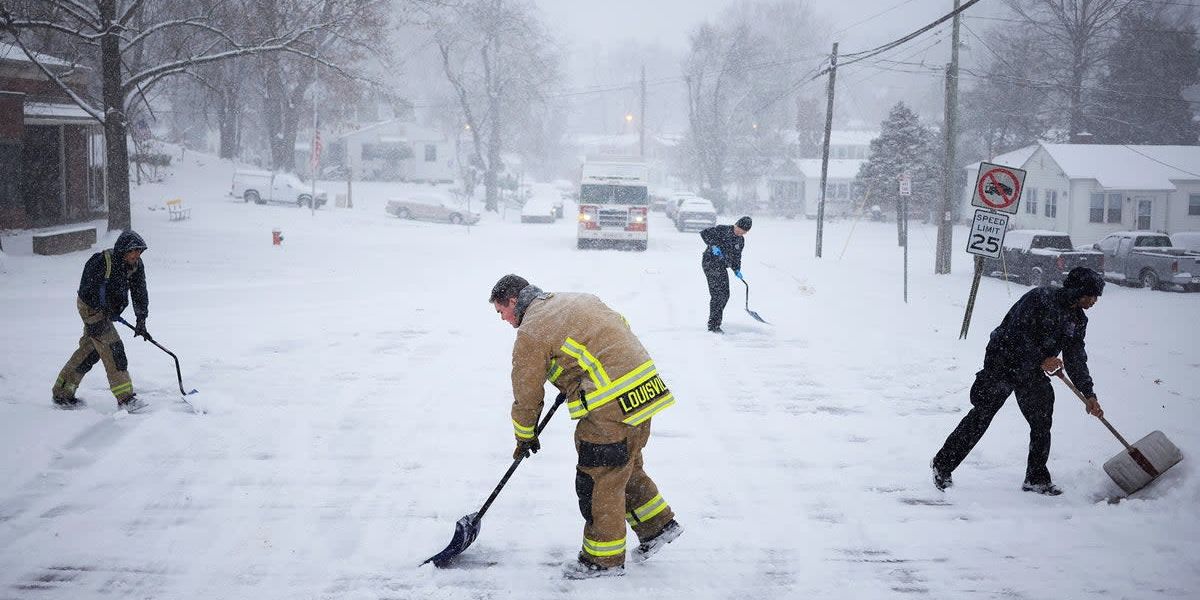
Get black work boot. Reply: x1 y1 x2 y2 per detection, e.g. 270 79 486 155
931 459 953 491
1021 481 1063 496
53 395 86 410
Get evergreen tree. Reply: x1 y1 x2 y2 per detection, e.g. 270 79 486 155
855 102 940 221
1090 9 1200 144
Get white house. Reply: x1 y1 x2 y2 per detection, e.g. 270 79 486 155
963 143 1200 242
337 120 455 183
800 158 867 218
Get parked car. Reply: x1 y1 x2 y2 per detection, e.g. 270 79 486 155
982 230 1104 287
649 192 669 213
1092 231 1200 291
665 193 699 221
386 195 480 225
231 170 328 208
674 198 718 232
1172 231 1200 253
521 196 557 223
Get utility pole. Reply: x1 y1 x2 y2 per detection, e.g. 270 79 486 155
935 0 961 274
816 42 838 258
639 65 646 158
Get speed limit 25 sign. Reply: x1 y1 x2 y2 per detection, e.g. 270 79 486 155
965 209 1010 259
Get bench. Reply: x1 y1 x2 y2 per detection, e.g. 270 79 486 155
166 198 191 221
32 226 97 256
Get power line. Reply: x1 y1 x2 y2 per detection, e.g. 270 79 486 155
1122 145 1200 179
823 0 985 74
965 14 1198 35
833 0 922 36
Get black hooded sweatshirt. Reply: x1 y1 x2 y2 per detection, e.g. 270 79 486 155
699 225 745 272
78 231 149 320
985 286 1094 396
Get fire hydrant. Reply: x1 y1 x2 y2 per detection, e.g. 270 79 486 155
272 228 283 245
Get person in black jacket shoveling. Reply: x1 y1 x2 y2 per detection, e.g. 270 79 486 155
699 216 752 333
51 231 152 412
931 267 1106 496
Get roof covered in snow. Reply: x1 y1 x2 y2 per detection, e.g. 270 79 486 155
1040 144 1200 190
963 145 1040 175
797 158 865 180
965 143 1200 191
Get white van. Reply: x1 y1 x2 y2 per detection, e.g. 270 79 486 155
231 170 328 208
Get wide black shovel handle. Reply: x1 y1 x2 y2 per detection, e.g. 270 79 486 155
422 392 567 568
116 317 198 397
1051 369 1160 477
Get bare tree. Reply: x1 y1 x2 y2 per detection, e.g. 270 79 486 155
1003 0 1135 139
682 1 823 209
248 0 391 173
1 0 340 231
431 0 560 211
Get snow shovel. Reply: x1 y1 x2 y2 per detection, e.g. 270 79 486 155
739 277 769 324
117 317 201 412
422 392 566 568
1053 370 1182 495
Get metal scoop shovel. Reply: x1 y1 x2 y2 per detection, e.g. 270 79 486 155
422 393 565 568
1053 370 1182 496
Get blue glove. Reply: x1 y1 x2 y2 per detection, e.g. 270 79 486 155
734 270 744 280
710 245 723 257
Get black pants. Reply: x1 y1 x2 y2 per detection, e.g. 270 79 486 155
702 258 729 329
932 365 1055 485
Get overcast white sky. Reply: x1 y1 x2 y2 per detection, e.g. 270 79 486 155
536 0 966 55
535 0 983 133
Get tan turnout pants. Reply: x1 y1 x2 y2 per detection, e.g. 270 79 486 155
574 420 674 568
52 298 134 402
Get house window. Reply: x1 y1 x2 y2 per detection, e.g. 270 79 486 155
424 144 437 162
1090 192 1123 223
1044 190 1057 218
1190 194 1200 216
1026 188 1038 215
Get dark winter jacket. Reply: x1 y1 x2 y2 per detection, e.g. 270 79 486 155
78 231 149 320
984 286 1094 396
700 225 745 272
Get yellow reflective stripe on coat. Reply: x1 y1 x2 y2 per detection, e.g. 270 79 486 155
625 494 668 525
582 536 626 558
566 359 676 424
103 250 112 278
560 337 611 389
546 358 563 384
512 419 536 440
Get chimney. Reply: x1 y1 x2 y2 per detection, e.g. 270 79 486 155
1071 131 1094 144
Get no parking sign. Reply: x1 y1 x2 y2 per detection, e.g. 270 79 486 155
971 162 1026 214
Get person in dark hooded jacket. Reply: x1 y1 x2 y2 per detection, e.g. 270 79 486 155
931 267 1106 496
699 216 752 333
51 231 151 412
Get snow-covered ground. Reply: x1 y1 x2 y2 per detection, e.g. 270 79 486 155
1 150 1197 599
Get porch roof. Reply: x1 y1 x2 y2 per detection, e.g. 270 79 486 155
24 101 98 125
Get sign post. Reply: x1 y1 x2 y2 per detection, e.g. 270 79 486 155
959 162 1026 338
899 173 912 303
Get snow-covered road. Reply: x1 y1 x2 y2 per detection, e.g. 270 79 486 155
1 152 1197 599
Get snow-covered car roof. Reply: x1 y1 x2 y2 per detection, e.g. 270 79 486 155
678 198 715 210
1172 232 1200 251
521 196 556 214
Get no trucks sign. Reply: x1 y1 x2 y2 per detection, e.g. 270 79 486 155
972 162 1026 214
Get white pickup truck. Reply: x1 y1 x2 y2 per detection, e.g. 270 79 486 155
1092 231 1200 291
231 170 328 208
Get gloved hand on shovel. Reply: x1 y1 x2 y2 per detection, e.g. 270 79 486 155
134 317 150 340
513 437 541 460
1043 357 1103 417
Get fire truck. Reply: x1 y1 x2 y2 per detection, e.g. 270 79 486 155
576 158 650 251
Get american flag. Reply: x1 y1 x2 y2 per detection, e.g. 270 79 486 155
309 128 322 171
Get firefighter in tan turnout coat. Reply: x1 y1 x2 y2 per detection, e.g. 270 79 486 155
489 274 683 579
